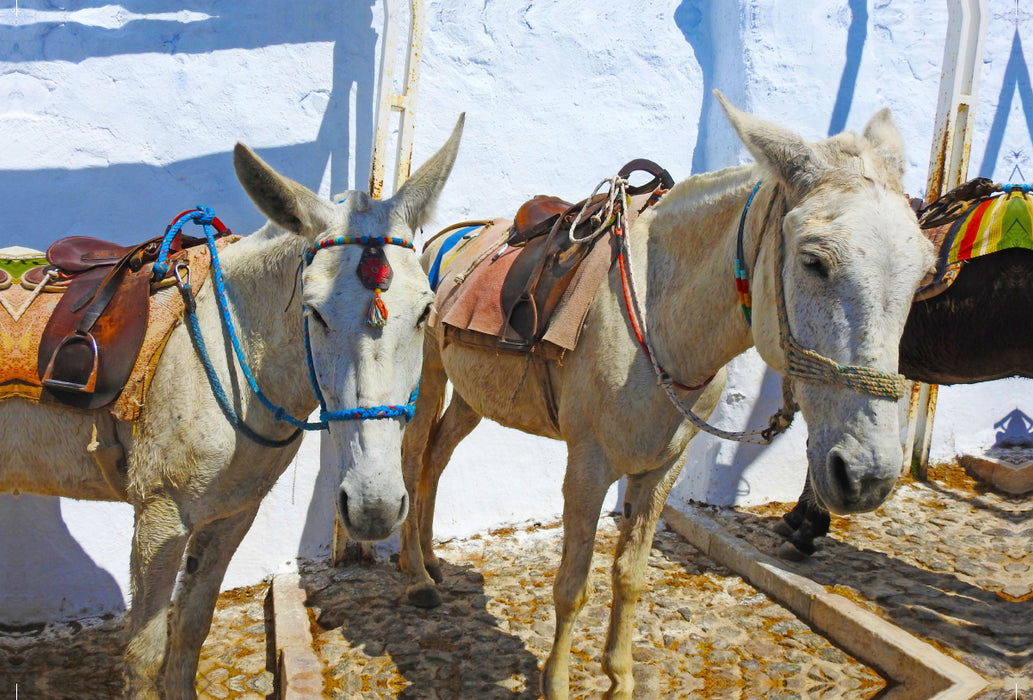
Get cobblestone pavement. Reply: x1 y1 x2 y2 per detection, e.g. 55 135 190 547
0 585 274 699
303 516 882 699
195 583 276 700
0 616 124 699
6 461 1023 699
723 463 1033 700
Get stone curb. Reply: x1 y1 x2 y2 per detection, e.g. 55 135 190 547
271 572 325 699
662 505 988 700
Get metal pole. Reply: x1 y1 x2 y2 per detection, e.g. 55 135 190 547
905 0 987 478
334 0 426 565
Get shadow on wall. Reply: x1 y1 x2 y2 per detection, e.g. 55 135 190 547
674 0 716 175
827 0 867 137
980 27 1033 181
0 0 377 247
710 367 788 504
0 0 380 619
0 495 126 624
675 0 868 174
674 0 868 504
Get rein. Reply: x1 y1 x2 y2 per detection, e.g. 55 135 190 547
162 207 420 447
618 179 906 446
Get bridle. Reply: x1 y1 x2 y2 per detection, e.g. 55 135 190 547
619 180 906 445
162 207 420 448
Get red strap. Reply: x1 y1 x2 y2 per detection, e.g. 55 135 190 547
614 229 714 393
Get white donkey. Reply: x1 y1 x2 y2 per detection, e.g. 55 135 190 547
400 96 934 699
0 116 463 698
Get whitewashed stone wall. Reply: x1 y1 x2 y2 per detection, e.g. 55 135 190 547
0 0 1030 621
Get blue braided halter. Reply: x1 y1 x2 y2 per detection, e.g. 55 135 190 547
163 207 420 444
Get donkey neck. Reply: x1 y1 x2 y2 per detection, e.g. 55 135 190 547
213 225 316 423
630 164 767 384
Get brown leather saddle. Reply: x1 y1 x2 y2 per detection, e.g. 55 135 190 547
37 229 218 410
498 159 673 351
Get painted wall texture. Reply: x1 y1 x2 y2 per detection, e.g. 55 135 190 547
0 0 1030 621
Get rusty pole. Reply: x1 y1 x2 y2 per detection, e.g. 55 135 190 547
905 0 987 479
333 0 427 566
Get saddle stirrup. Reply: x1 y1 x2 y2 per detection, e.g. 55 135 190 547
41 330 100 394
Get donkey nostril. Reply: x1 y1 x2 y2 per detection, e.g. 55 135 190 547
338 490 351 528
829 451 852 498
398 492 409 522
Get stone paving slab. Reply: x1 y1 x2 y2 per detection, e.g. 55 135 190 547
301 515 884 699
717 463 1032 700
663 505 986 700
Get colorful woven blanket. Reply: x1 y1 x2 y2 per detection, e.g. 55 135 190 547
916 183 1032 301
945 185 1033 263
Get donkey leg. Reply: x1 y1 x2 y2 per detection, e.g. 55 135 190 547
400 357 446 605
418 392 481 583
541 445 614 700
601 460 682 700
164 507 260 698
124 495 189 699
402 385 481 608
777 480 832 560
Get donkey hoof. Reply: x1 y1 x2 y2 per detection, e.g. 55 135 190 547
425 561 443 584
772 519 795 537
407 583 442 609
777 541 811 561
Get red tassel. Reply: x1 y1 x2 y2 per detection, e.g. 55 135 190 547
366 288 388 327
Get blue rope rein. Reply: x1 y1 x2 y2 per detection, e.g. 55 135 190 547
1002 183 1032 194
166 208 420 443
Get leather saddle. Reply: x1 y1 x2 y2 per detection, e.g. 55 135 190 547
37 230 213 410
498 159 673 351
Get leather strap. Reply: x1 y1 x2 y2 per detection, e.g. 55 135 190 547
617 158 674 194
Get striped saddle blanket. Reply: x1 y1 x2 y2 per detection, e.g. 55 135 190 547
916 180 1033 301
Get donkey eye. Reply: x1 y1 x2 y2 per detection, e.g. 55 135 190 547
801 254 829 279
308 307 329 329
416 303 432 329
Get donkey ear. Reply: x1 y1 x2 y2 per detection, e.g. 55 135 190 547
714 90 824 194
862 108 907 182
233 143 333 241
389 114 465 230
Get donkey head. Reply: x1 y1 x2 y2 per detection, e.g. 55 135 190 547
233 116 464 540
718 93 933 514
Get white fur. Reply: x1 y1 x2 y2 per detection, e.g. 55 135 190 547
400 96 933 699
0 116 462 698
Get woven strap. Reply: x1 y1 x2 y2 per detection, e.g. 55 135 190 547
783 344 906 399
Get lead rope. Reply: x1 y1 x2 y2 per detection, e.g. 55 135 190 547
167 209 420 447
616 184 792 444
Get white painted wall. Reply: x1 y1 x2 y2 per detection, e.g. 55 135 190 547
0 0 1030 622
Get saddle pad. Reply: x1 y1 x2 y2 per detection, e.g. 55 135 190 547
433 217 617 356
0 237 237 420
915 185 1033 301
